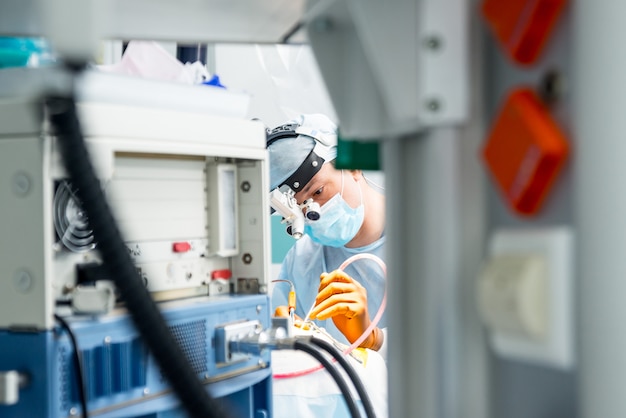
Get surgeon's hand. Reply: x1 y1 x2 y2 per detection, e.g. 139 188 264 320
308 270 384 351
274 305 290 318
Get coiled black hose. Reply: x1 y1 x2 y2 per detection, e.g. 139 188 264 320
293 339 362 418
309 337 377 418
45 94 233 418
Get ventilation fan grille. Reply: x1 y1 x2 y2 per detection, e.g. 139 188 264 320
53 180 96 253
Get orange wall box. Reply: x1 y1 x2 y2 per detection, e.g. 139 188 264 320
481 87 569 216
481 0 568 65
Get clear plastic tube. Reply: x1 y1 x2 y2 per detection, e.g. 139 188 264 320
338 253 387 354
273 253 387 379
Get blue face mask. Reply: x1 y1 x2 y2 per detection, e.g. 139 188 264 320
304 171 364 247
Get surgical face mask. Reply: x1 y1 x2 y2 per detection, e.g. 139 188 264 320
304 171 364 247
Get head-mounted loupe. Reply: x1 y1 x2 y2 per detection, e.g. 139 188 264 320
270 187 305 239
267 120 332 238
302 199 320 221
269 190 321 240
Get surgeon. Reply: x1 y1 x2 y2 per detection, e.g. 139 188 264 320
268 113 387 356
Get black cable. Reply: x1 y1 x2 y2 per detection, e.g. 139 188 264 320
309 337 377 418
293 340 362 418
54 314 89 418
45 94 234 418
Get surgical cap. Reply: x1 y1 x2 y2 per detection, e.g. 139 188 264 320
268 114 338 191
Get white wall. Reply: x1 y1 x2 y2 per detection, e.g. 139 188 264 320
215 43 337 127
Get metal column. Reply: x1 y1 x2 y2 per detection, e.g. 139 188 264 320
385 126 489 418
574 1 626 416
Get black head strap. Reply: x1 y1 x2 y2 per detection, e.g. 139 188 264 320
279 150 325 192
267 123 326 193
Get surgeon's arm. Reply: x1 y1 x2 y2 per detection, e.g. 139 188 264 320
308 270 384 351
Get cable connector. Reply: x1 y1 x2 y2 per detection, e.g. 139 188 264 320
227 324 315 359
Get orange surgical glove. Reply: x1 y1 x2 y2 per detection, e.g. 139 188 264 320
308 270 384 351
274 305 290 318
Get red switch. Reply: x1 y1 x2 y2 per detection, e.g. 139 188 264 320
481 87 569 216
211 269 232 280
172 242 191 253
481 0 568 65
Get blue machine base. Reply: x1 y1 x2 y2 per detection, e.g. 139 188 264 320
0 294 272 418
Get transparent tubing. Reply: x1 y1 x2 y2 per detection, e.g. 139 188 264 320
273 253 387 379
339 253 387 351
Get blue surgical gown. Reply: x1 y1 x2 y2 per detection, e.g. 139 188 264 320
271 234 387 347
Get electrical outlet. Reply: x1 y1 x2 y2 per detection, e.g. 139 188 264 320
477 226 574 369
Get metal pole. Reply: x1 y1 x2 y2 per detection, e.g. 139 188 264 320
573 1 626 416
385 125 488 418
385 131 438 417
